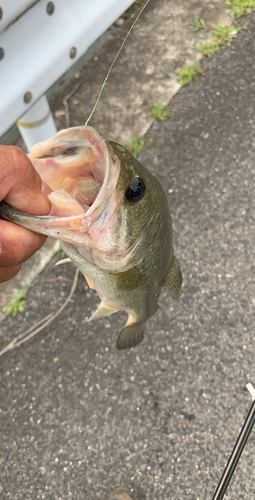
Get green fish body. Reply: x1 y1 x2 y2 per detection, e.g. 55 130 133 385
0 127 182 349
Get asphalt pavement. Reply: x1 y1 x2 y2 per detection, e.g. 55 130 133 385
1 2 255 500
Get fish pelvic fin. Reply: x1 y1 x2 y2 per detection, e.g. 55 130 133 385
55 258 72 266
116 323 144 350
163 255 182 301
83 274 95 290
88 302 119 322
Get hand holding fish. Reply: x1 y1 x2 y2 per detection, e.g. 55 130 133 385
0 1 181 349
0 145 50 283
0 127 182 349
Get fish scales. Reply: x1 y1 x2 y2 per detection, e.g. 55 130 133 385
0 126 182 349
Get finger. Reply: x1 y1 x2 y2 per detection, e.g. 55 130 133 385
0 220 47 267
0 265 21 284
0 146 51 214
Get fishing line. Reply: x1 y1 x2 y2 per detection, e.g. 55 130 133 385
81 0 151 131
79 0 151 187
243 466 255 500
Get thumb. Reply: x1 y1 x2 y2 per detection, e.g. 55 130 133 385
0 145 51 214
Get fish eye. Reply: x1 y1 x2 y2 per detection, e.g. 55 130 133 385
125 176 146 203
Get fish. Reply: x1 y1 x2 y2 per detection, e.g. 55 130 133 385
0 126 182 349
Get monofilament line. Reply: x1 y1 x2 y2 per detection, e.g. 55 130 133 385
244 467 255 500
82 0 151 131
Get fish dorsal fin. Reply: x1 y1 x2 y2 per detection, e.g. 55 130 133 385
163 255 182 301
88 302 119 322
110 267 142 291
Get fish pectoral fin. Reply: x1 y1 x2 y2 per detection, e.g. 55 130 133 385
116 323 144 350
88 302 119 322
109 267 142 291
163 255 182 301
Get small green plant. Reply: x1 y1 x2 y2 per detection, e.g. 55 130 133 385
5 289 27 317
150 102 174 122
124 136 150 158
198 23 239 56
198 40 221 57
176 62 204 86
56 246 66 259
213 23 238 42
226 0 255 18
192 16 206 31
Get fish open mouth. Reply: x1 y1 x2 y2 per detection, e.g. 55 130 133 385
32 127 109 218
1 127 120 244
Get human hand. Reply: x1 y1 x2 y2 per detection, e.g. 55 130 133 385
0 146 51 283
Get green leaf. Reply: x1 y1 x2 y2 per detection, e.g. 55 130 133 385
192 16 206 31
150 102 174 122
5 288 27 316
124 136 150 158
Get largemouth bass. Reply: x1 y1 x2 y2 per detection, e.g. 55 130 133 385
0 126 182 349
